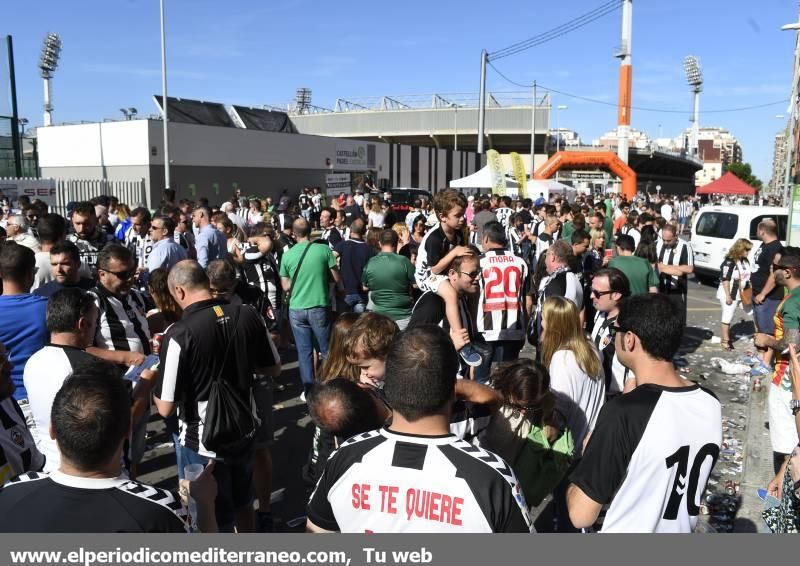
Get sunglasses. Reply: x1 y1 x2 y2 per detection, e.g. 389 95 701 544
591 289 614 298
100 267 136 279
459 269 481 279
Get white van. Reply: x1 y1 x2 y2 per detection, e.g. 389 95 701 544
691 205 788 283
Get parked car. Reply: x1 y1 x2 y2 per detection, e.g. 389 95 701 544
691 205 787 284
376 188 432 220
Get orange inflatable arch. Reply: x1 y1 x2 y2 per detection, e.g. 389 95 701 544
533 151 637 201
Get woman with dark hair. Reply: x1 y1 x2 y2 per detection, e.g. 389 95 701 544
635 224 659 269
146 268 182 335
479 358 571 508
212 212 244 265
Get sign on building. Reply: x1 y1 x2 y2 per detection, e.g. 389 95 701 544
326 173 352 196
335 143 368 170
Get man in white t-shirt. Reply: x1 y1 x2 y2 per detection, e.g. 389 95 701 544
24 289 107 471
568 294 722 533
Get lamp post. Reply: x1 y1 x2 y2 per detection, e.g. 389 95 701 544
450 103 459 152
160 0 171 194
555 104 568 182
683 56 703 157
38 33 62 127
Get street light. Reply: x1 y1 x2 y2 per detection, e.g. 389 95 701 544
555 104 568 182
18 117 28 139
450 103 459 152
683 56 703 157
38 32 62 127
160 0 171 195
555 105 568 152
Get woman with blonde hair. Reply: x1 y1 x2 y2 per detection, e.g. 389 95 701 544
717 237 753 351
540 296 604 454
391 222 410 254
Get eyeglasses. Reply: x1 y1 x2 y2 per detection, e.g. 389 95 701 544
591 289 614 298
99 267 136 279
459 269 481 279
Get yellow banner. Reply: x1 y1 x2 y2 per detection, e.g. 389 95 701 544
486 149 506 196
510 152 527 199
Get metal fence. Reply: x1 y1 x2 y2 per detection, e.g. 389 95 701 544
52 178 147 216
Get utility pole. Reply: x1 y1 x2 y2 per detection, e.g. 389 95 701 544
160 0 171 193
7 36 22 177
530 81 537 174
477 50 487 154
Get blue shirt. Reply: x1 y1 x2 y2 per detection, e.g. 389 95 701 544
146 237 188 272
0 294 49 400
195 224 228 268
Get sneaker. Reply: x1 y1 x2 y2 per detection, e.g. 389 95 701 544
737 355 760 366
751 365 771 377
459 344 483 367
299 390 306 403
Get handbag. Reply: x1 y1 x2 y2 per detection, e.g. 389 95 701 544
201 309 260 458
739 285 753 307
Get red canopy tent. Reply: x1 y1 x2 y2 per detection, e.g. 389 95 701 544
695 172 757 196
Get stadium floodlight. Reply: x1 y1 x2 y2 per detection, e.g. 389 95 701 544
683 56 703 156
295 88 312 114
39 33 62 126
684 55 703 91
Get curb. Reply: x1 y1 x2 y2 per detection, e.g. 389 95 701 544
733 380 771 532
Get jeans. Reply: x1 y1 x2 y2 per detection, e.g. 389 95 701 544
289 307 332 389
473 339 525 383
344 294 367 314
175 443 254 532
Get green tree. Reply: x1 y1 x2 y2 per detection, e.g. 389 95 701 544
726 162 763 189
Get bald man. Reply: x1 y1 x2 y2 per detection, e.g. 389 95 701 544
155 259 280 532
279 218 341 396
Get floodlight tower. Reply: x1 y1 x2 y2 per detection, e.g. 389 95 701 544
296 88 312 114
684 55 703 156
38 32 62 127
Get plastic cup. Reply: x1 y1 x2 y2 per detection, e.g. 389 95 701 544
184 464 204 481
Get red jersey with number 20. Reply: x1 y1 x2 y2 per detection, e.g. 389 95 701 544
477 249 529 342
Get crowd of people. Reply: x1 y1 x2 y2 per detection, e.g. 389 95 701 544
0 185 795 534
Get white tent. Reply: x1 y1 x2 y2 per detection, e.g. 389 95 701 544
449 166 519 190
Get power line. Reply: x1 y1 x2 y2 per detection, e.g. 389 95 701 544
486 60 789 114
489 0 622 61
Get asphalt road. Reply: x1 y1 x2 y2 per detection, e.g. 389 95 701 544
136 275 773 533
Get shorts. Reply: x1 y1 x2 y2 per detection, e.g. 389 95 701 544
720 298 751 325
253 377 274 448
754 297 781 335
768 383 800 455
678 216 688 225
419 273 447 294
176 444 255 532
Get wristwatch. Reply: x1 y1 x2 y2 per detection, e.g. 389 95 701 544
791 399 800 415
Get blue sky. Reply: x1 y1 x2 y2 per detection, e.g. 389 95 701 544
5 0 798 181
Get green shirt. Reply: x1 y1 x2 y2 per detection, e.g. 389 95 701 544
603 217 614 248
561 221 574 242
279 242 337 309
608 255 659 296
362 252 415 320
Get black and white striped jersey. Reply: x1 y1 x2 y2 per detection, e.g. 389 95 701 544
0 398 44 485
620 225 641 249
122 227 154 268
656 239 694 294
590 312 627 395
307 428 533 533
67 231 115 277
570 383 722 533
494 207 514 229
241 247 281 310
0 470 187 532
477 249 528 342
89 286 151 355
319 227 343 249
414 225 464 290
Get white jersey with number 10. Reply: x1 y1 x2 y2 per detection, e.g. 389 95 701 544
477 250 528 342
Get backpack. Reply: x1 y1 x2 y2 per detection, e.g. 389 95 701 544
201 308 260 459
